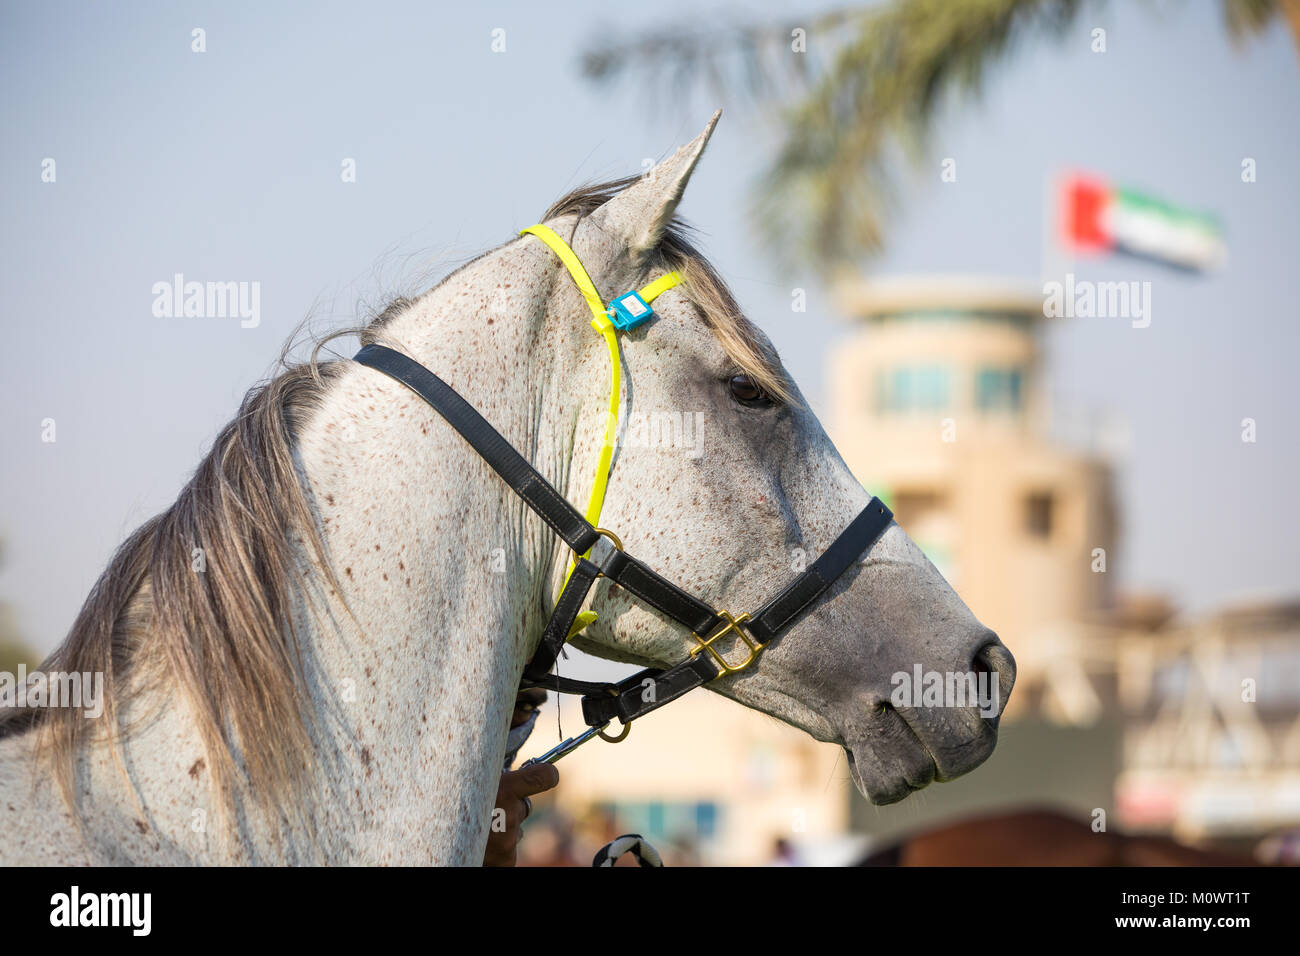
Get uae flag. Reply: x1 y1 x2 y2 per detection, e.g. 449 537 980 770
1060 174 1225 271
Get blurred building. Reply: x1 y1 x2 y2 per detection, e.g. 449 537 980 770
1116 599 1300 846
828 274 1299 854
829 275 1119 722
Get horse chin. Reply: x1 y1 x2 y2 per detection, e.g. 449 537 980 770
843 738 939 806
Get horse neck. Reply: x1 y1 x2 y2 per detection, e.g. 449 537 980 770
0 239 599 865
284 239 599 861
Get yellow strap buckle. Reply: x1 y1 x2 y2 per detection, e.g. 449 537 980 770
688 611 767 677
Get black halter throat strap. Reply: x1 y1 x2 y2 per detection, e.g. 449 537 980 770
353 343 894 730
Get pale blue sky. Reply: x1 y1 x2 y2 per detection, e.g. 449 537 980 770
2 1 1297 656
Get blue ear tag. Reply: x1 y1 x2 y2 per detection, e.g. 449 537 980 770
608 290 654 331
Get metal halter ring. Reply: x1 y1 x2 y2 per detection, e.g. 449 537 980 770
597 721 631 743
593 527 623 551
597 687 632 743
568 528 623 567
585 527 625 580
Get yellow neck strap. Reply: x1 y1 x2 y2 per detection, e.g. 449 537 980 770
520 223 683 635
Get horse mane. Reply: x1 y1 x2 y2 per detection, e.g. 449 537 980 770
0 176 791 830
0 341 353 821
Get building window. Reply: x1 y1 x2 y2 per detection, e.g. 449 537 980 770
599 800 721 843
1025 492 1053 538
892 490 945 528
876 366 950 413
695 801 717 838
890 489 956 582
975 367 1023 412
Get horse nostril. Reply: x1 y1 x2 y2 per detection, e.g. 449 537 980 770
974 640 1017 716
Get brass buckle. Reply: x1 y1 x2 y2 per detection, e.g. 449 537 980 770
688 611 766 677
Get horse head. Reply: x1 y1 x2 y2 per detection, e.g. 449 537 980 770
517 114 1016 804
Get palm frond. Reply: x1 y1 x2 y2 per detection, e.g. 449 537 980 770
584 0 1292 275
580 8 868 111
584 0 1091 273
1221 0 1280 41
760 0 1090 274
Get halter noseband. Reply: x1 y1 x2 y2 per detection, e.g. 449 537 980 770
353 224 893 763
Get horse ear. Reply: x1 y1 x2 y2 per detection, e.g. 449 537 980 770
593 110 721 256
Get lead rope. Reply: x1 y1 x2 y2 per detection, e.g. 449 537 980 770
506 681 664 865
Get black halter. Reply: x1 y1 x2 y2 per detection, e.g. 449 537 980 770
354 343 893 743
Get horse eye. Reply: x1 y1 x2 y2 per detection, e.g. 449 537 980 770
729 373 774 408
